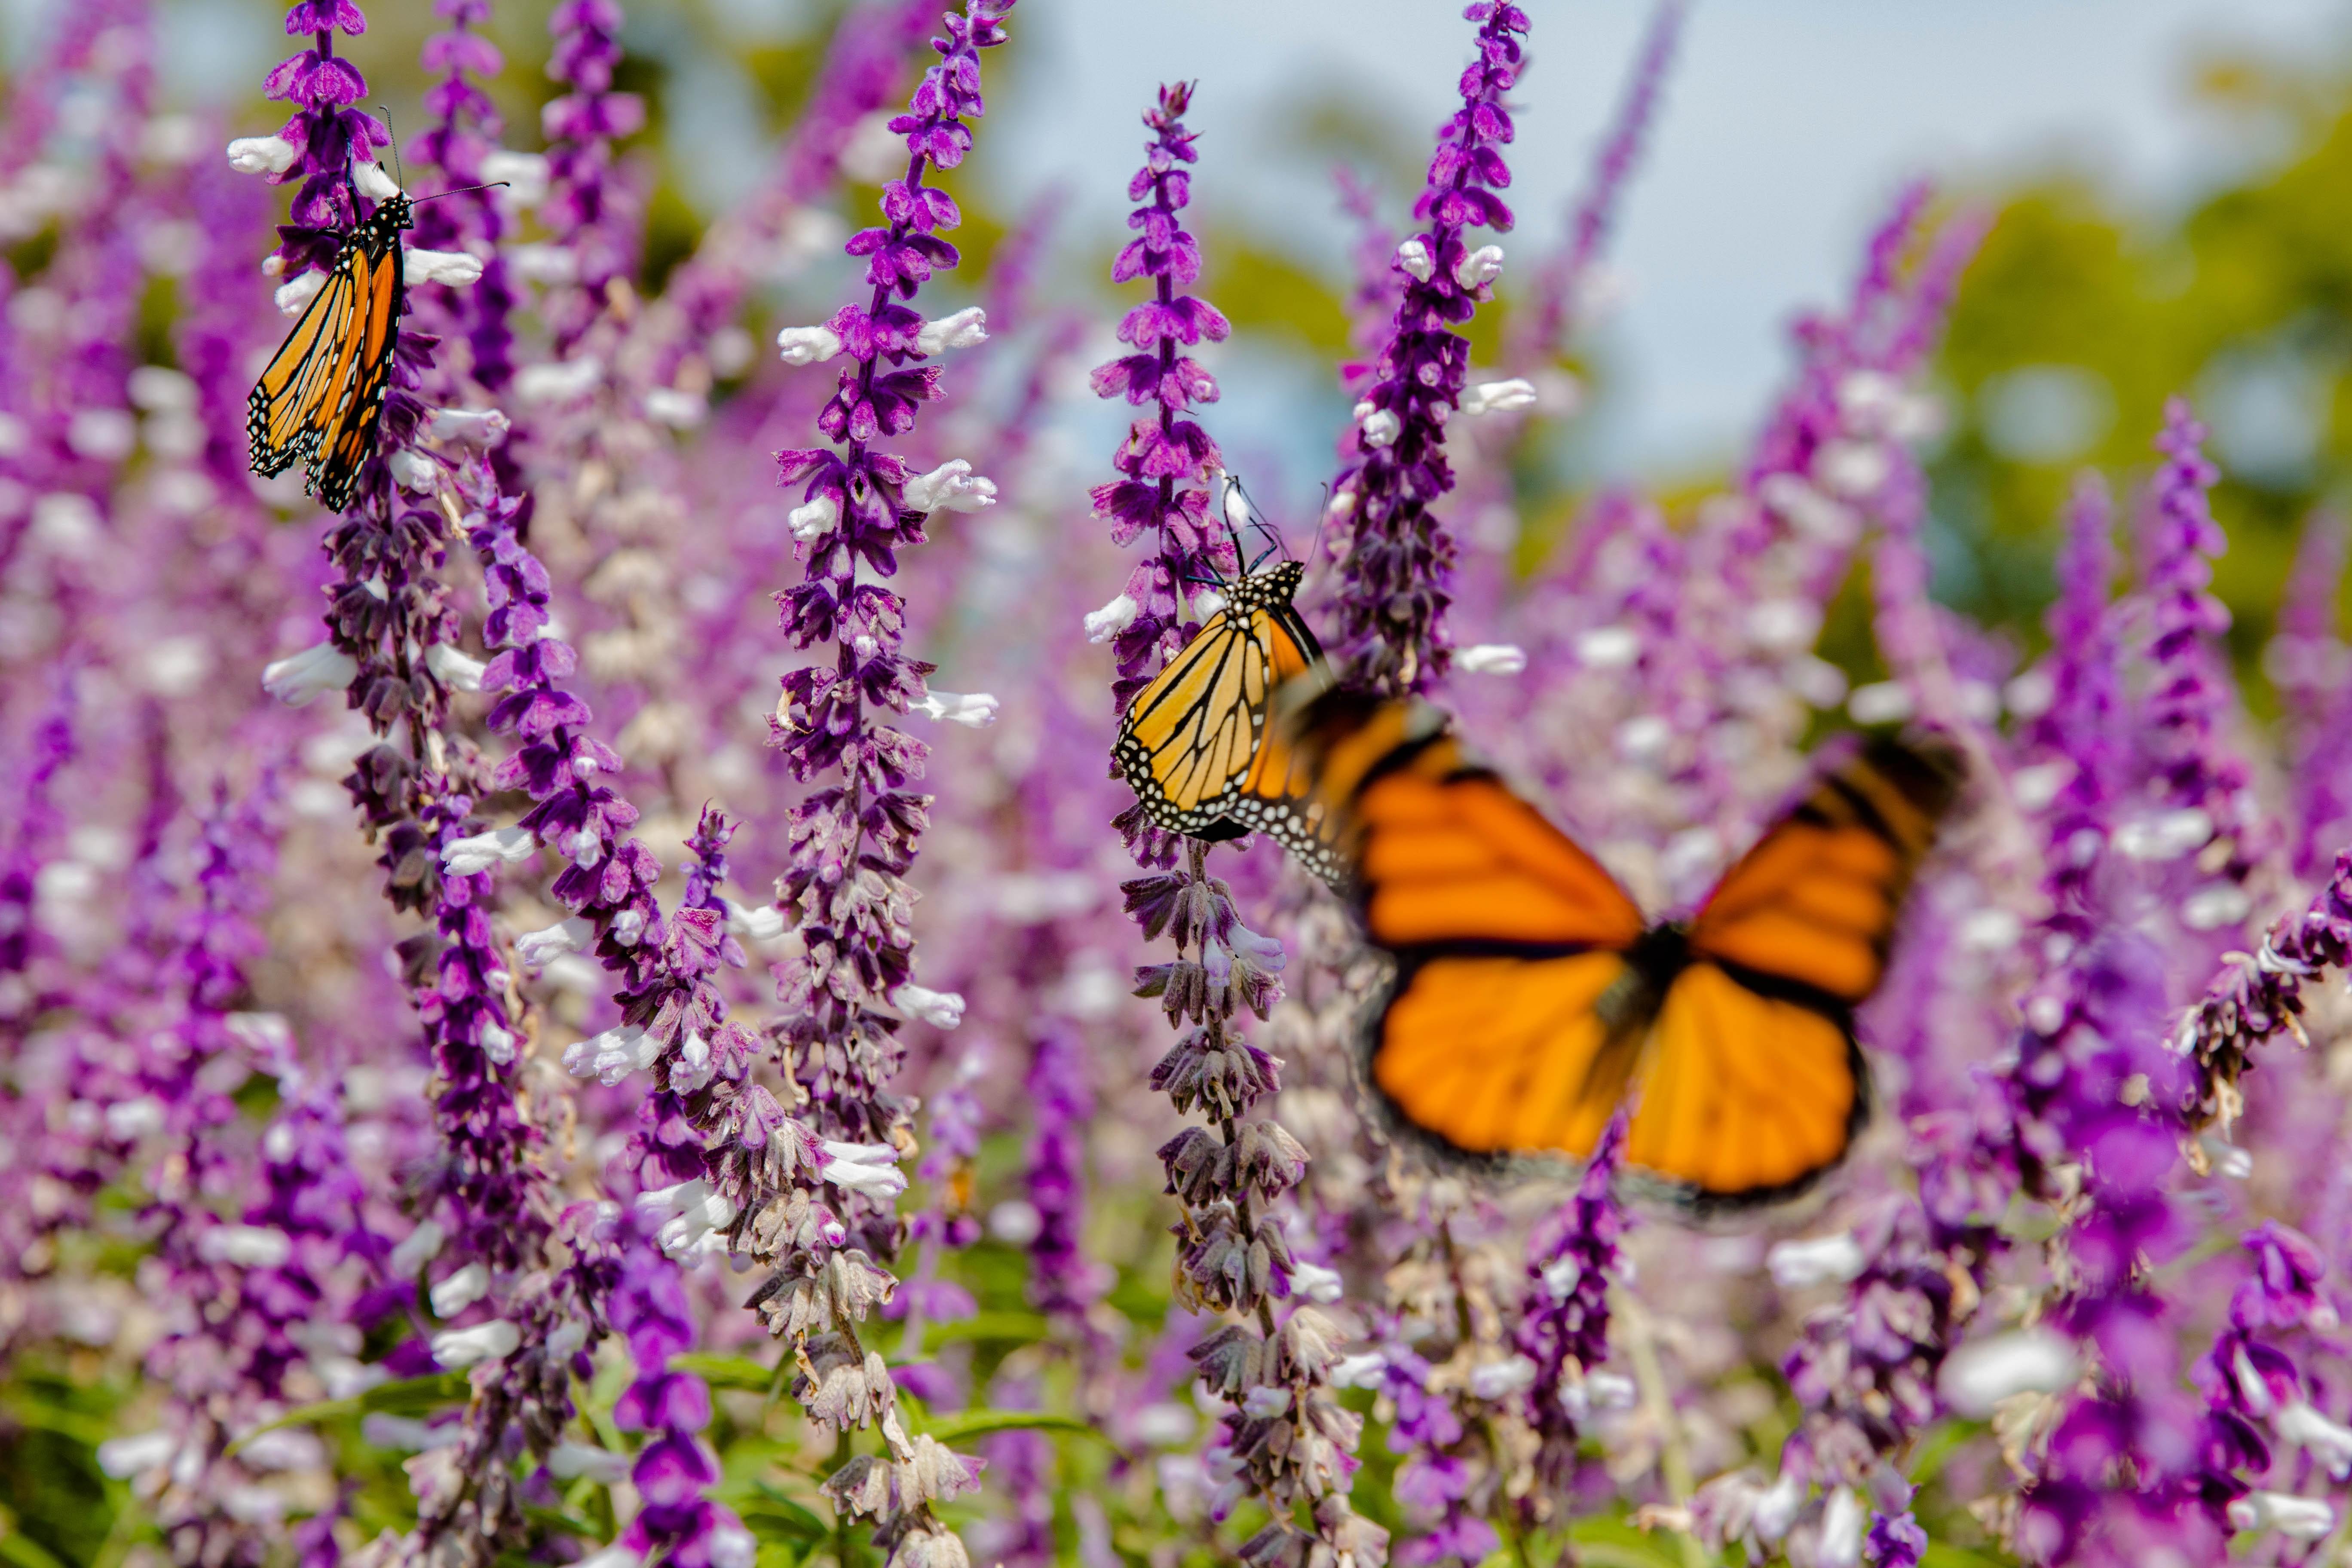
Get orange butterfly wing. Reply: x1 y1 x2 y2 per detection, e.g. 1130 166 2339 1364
246 198 408 511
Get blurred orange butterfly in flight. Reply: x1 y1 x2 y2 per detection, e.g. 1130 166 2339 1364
1281 688 1960 1208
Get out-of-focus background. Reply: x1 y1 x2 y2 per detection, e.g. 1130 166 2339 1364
54 0 2352 664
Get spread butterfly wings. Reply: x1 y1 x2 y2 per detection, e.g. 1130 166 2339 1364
1114 560 1336 864
248 196 409 514
1287 688 1958 1206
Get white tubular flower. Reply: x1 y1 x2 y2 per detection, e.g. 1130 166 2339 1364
1466 1355 1539 1400
1938 1328 2077 1418
226 135 298 175
1361 408 1402 448
97 1430 178 1479
387 449 439 493
1581 1371 1637 1412
788 493 840 542
359 1414 461 1452
637 1179 737 1258
1290 1261 1344 1305
441 826 537 876
642 387 706 429
888 982 965 1029
1191 589 1227 620
903 457 998 515
1817 1488 1865 1568
1757 472 1858 543
128 365 197 411
1752 1469 1807 1542
915 305 989 355
262 643 358 708
513 357 601 404
1455 643 1526 675
561 1023 660 1086
2182 882 2252 932
722 898 787 940
196 1225 292 1268
425 405 511 445
1085 593 1139 643
424 643 486 692
1459 377 1538 416
2281 1402 2352 1479
2114 808 2214 861
2230 1491 2334 1540
1394 237 1434 281
1846 680 1914 724
1574 626 1640 668
1454 243 1505 289
429 1320 520 1369
1766 1232 1866 1289
547 1442 631 1483
274 270 328 317
105 1096 164 1140
1241 1386 1293 1419
389 1219 445 1277
776 324 844 366
479 149 550 205
821 1140 908 1202
515 916 594 968
1328 1354 1387 1390
913 690 999 728
351 159 400 202
405 248 484 288
428 1262 491 1317
1813 439 1890 499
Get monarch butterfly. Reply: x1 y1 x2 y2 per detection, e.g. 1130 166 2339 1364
247 191 411 514
1280 687 1960 1207
1112 550 1338 873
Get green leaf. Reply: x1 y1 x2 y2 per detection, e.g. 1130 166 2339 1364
917 1409 1102 1446
673 1354 778 1392
0 1528 73 1568
918 1312 1048 1351
738 1481 829 1543
224 1373 469 1455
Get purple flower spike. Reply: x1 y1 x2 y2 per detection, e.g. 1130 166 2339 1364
1326 2 1529 694
1517 1112 1629 1498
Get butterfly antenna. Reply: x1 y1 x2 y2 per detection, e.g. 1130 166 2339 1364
1228 473 1287 574
1308 482 1334 567
380 105 403 190
414 181 512 206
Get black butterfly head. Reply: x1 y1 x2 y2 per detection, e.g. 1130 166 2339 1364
1226 558 1305 611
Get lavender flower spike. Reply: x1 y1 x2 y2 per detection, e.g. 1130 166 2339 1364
2177 850 2352 1132
1328 2 1529 694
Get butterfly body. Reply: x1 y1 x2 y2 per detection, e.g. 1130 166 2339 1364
1285 686 1957 1208
247 192 412 514
1113 558 1338 871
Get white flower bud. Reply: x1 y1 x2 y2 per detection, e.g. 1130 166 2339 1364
915 305 989 355
1466 1355 1538 1400
1455 643 1525 675
424 406 511 446
1766 1232 1866 1289
1191 589 1227 620
516 917 594 968
226 136 298 175
2281 1402 2352 1480
1846 680 1914 724
821 1140 908 1201
390 1219 445 1277
2230 1491 2334 1540
261 643 358 708
479 150 550 206
776 325 844 366
723 898 787 940
128 365 197 411
1814 439 1890 499
903 458 998 515
404 248 483 288
352 159 401 202
441 826 538 876
97 1430 178 1478
106 1096 165 1140
1458 377 1537 416
562 1023 660 1086
1361 408 1401 448
789 493 841 542
513 357 602 404
388 449 439 493
642 387 705 428
914 689 998 728
1394 237 1434 281
1939 1328 2077 1418
1817 1488 1865 1568
1329 1354 1387 1390
1454 243 1505 289
889 982 965 1029
424 643 485 692
1086 593 1139 643
429 1320 521 1369
428 1262 491 1317
1240 1386 1293 1418
1290 1261 1344 1304
505 243 578 285
1574 627 1640 668
2114 808 2215 861
196 1225 292 1268
2182 882 2252 932
274 270 328 317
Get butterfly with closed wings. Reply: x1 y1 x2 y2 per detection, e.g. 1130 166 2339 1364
1112 484 1339 870
1277 686 1961 1209
247 190 412 514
